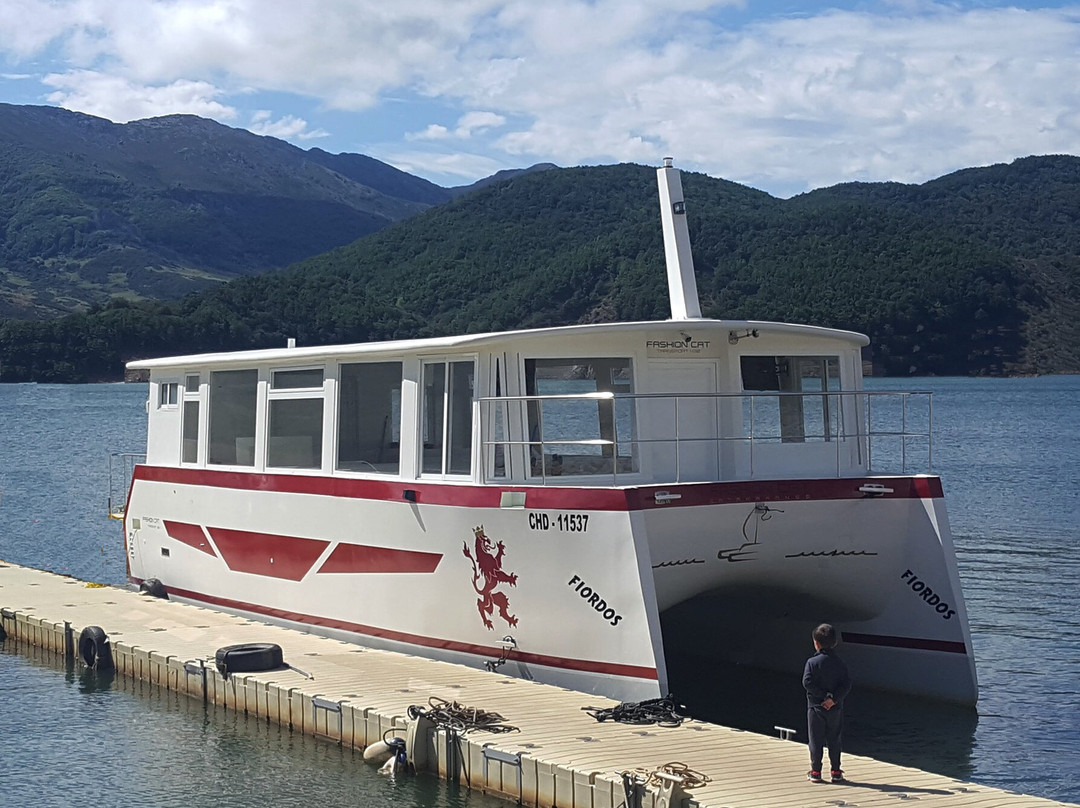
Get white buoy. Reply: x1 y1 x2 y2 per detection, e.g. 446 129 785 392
363 739 396 765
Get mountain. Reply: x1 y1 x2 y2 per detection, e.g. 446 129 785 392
448 163 560 197
0 104 453 319
1 156 1078 381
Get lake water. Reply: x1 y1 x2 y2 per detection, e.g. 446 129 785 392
1 377 1078 806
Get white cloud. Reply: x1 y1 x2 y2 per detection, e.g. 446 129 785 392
441 2 1080 194
11 0 508 109
42 70 237 122
408 111 506 141
455 111 505 138
386 148 507 182
248 110 328 140
407 124 451 141
0 0 93 58
2 1 1080 194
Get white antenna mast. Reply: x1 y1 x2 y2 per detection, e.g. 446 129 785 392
656 157 702 320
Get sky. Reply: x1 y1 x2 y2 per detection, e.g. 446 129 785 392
0 0 1078 197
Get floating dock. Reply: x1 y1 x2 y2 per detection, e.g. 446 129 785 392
0 560 1071 808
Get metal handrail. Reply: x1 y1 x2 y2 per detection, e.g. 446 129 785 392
478 389 932 485
107 451 146 519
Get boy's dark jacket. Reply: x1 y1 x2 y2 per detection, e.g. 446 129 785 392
803 648 852 708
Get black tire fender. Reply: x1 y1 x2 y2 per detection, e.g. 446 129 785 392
139 578 169 599
215 643 284 679
79 625 114 670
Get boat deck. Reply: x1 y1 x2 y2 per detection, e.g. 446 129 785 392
0 560 1070 808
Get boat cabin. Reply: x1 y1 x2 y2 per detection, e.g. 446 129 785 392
134 317 890 488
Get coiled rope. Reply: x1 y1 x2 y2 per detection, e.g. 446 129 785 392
624 761 712 789
407 696 518 735
582 695 689 727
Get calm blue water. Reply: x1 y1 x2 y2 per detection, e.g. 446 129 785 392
1 378 1079 805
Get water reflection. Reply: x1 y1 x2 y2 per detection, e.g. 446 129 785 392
0 641 508 808
76 662 117 693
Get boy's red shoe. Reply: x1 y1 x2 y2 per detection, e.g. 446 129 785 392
807 770 823 783
831 770 845 783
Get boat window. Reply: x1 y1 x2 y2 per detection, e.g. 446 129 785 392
272 368 324 390
158 382 179 409
337 362 402 474
740 356 841 443
487 357 507 479
267 366 324 469
523 358 635 477
422 360 475 476
182 401 199 463
208 369 258 466
181 374 201 464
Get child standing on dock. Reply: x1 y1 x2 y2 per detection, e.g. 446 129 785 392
803 623 852 783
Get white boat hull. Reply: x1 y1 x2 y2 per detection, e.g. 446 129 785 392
124 466 976 704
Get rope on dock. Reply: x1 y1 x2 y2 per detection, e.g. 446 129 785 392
407 696 519 734
582 694 689 727
623 762 712 791
647 761 712 789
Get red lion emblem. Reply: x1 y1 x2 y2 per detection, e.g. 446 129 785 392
463 525 518 629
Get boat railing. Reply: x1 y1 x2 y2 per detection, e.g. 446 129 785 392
107 451 146 519
478 389 933 485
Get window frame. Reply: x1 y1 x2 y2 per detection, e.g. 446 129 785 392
520 355 637 479
157 380 180 410
265 364 326 471
181 372 202 465
419 356 477 479
739 354 843 444
207 368 260 468
334 360 405 476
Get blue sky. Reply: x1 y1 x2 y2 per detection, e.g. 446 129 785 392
1 0 1078 196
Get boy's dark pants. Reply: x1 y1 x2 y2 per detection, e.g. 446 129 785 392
807 705 843 771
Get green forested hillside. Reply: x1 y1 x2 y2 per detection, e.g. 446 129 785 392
0 105 450 319
2 157 1078 382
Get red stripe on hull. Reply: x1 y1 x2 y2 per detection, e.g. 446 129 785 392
319 543 442 574
133 465 943 510
136 580 658 682
631 475 943 509
164 520 217 556
842 631 967 655
207 527 329 581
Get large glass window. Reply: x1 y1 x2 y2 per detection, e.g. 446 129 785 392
268 398 323 468
208 369 258 466
740 356 841 443
337 362 402 474
422 360 475 476
267 367 324 469
524 358 635 476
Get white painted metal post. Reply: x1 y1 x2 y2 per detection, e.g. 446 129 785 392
657 158 702 320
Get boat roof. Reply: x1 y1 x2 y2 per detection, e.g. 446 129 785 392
126 318 869 370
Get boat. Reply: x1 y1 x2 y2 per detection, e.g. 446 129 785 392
119 159 978 705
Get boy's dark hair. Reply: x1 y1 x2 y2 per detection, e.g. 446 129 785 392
813 623 838 648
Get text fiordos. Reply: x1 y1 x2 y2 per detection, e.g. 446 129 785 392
901 569 957 620
568 574 623 626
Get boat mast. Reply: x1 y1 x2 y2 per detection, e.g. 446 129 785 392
656 157 703 320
